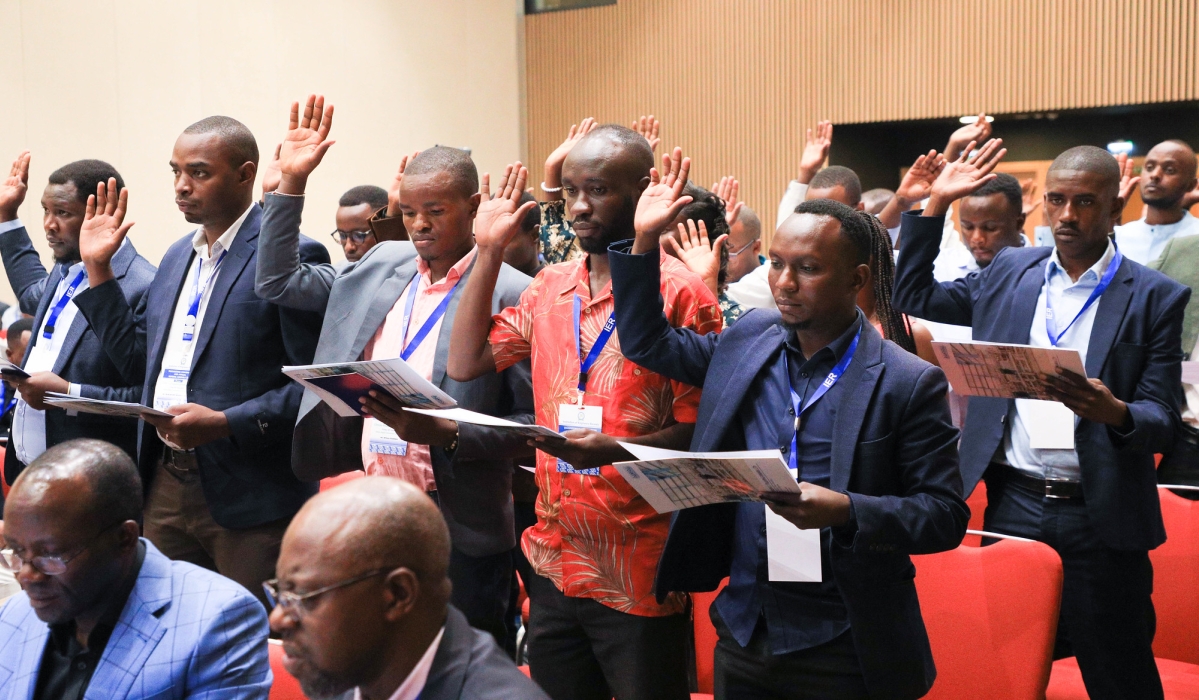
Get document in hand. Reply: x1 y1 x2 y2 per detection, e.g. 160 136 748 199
405 407 565 441
0 359 29 379
612 443 800 513
283 358 457 418
42 392 173 419
932 340 1086 400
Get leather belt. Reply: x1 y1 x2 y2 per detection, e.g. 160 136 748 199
990 463 1083 500
160 444 199 475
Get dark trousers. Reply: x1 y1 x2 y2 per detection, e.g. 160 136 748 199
525 571 690 700
983 473 1163 700
449 546 512 647
711 606 868 700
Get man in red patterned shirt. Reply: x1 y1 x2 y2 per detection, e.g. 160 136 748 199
449 127 721 700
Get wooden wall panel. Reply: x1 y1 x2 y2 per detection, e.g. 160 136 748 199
525 0 1199 245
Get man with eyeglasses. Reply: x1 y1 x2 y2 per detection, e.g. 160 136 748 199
268 475 548 700
332 185 389 270
0 438 271 699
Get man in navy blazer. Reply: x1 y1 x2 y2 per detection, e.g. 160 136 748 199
72 116 328 601
0 155 155 484
893 142 1190 699
0 439 271 700
610 165 968 699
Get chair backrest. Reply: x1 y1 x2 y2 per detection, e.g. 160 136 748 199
691 578 728 695
1151 487 1199 665
320 470 365 492
913 538 1062 700
268 639 308 700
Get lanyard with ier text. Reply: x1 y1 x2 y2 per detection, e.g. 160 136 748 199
572 294 616 404
42 270 87 339
785 325 861 477
397 274 462 360
182 250 228 342
1044 246 1122 347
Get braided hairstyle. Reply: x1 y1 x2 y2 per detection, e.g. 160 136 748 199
860 211 917 354
679 182 731 291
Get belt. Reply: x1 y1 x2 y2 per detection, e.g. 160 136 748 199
990 463 1083 500
160 444 199 475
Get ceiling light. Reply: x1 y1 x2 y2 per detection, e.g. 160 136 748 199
1107 140 1134 155
958 115 996 124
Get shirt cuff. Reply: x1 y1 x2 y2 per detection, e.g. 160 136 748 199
268 191 304 199
68 383 82 397
0 218 24 234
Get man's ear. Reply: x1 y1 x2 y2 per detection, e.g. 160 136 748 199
1015 212 1027 230
854 262 873 294
468 192 482 217
381 568 420 623
239 162 258 187
638 175 651 193
1110 194 1126 223
856 202 865 211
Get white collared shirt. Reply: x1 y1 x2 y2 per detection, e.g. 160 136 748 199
1114 210 1199 265
151 205 253 410
355 627 445 700
1001 240 1118 481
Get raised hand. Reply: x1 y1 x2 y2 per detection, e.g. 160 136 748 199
666 219 726 295
633 147 693 253
386 151 421 217
276 95 336 194
946 113 992 161
260 143 283 199
474 163 538 254
79 178 134 286
0 151 30 221
543 118 597 197
1021 178 1042 218
925 138 1006 217
1182 181 1199 211
1115 152 1140 205
633 115 661 152
895 150 946 207
798 121 833 184
712 176 742 225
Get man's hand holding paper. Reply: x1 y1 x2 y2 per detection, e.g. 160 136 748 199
1042 368 1132 429
761 483 852 530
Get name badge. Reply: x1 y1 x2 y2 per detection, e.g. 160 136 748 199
368 420 408 456
556 403 603 475
154 368 190 411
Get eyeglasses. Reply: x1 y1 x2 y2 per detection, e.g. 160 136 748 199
263 568 395 617
727 239 758 257
1 520 125 576
330 229 374 245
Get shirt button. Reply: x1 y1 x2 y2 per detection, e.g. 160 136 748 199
563 534 573 542
584 307 592 314
563 488 571 497
633 368 642 376
801 372 809 378
77 662 87 670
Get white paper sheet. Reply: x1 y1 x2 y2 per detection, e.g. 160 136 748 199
932 341 1086 400
43 393 173 419
406 407 565 441
1018 399 1077 449
765 506 822 582
612 443 799 513
283 358 457 417
1182 361 1199 385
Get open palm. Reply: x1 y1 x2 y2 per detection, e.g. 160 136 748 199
929 139 1007 203
896 150 945 205
79 178 134 269
0 151 30 219
277 95 335 179
474 163 536 252
634 148 693 239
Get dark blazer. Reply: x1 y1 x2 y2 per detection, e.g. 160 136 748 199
73 204 329 529
610 244 968 700
893 210 1191 551
255 193 535 558
0 225 155 483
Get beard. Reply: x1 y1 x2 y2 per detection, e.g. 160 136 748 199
1142 192 1183 209
781 319 812 332
295 668 354 700
574 195 637 254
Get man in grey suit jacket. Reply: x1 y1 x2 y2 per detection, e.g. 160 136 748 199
255 96 534 643
0 155 155 483
1150 234 1199 493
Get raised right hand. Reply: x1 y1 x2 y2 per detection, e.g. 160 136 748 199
276 94 336 194
925 139 1006 217
544 118 597 190
632 115 661 152
79 178 134 284
386 151 421 218
895 150 946 207
798 121 832 184
712 176 742 225
473 163 537 255
1115 153 1141 205
0 151 30 221
633 147 693 253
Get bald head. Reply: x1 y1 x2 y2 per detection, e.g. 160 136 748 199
1141 139 1198 209
183 115 259 168
561 125 655 252
11 439 142 526
405 146 478 200
569 125 655 181
1048 146 1121 198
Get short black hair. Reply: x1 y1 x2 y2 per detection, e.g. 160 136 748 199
808 166 863 207
6 316 33 346
47 160 124 204
21 439 143 526
1048 146 1120 189
578 125 656 175
339 185 389 211
967 172 1023 215
405 146 478 199
792 198 872 266
520 191 541 233
182 116 260 168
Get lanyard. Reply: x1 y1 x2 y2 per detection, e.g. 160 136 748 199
0 383 14 415
42 270 87 339
398 274 461 361
785 325 861 476
182 250 228 342
1044 247 1122 347
572 295 616 402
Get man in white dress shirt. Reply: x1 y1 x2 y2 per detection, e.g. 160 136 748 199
1115 139 1199 265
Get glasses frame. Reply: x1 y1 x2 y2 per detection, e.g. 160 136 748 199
263 567 395 617
330 229 375 245
727 239 758 257
1 519 126 576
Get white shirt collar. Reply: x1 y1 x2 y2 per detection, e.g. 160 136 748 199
355 626 445 700
191 204 254 259
1047 238 1117 285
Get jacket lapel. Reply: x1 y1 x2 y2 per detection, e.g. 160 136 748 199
1003 263 1046 345
350 260 419 361
830 324 884 492
191 205 261 367
1085 258 1135 378
696 324 787 451
20 265 63 366
419 607 471 700
146 244 195 378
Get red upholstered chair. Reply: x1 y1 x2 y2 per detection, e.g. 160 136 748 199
962 480 988 546
1046 657 1199 699
690 578 728 700
1153 485 1199 665
913 536 1062 700
268 639 307 699
319 470 365 492
0 446 7 498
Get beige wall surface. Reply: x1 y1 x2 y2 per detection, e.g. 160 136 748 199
526 0 1199 245
0 0 525 306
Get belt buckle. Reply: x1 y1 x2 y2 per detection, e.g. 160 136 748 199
1043 478 1073 499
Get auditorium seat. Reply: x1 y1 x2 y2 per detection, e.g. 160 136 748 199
913 536 1062 699
690 579 728 697
1153 486 1199 665
320 470 365 491
268 639 307 700
962 479 988 546
1046 657 1199 699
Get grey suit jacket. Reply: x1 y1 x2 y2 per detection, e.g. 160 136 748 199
256 193 535 557
1150 234 1199 357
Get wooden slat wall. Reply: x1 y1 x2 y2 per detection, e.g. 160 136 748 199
525 0 1199 244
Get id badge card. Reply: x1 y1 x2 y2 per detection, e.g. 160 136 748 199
556 403 603 475
154 368 190 411
368 419 408 456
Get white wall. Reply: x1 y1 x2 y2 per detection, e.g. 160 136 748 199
0 0 526 306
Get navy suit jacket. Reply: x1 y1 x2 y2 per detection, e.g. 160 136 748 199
73 204 329 529
0 225 155 483
610 244 968 700
893 210 1190 551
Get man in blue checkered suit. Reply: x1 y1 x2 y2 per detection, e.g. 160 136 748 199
0 439 271 699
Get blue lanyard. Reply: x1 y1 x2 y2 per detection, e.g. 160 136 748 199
572 295 616 398
182 250 228 342
398 274 461 361
42 270 87 339
785 325 862 476
0 383 15 414
1044 246 1122 347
